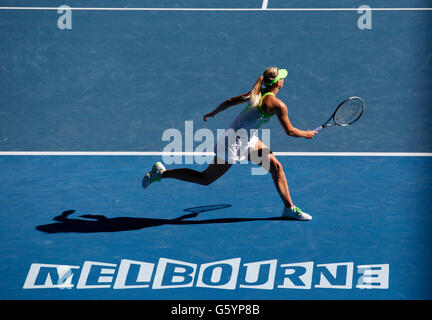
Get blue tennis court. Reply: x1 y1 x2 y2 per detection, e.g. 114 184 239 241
0 0 431 300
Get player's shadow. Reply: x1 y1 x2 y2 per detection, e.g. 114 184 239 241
36 205 284 234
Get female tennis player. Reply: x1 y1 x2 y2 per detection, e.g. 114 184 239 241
142 66 317 220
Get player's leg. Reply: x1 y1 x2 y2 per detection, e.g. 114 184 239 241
162 157 231 185
248 139 293 208
249 139 312 220
142 156 231 187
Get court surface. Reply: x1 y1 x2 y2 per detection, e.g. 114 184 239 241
0 0 431 300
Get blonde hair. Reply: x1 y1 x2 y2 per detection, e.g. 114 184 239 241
249 66 279 107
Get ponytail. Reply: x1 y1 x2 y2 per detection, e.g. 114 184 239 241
249 75 263 107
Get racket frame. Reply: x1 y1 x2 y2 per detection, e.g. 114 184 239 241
314 96 365 132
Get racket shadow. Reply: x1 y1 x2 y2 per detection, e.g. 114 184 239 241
35 206 286 234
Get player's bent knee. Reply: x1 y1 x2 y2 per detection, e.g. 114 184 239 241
270 157 283 173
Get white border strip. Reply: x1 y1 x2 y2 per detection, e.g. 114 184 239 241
0 151 431 157
0 7 431 11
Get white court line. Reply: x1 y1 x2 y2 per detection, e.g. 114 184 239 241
273 152 432 157
0 7 431 11
0 152 431 157
262 0 269 10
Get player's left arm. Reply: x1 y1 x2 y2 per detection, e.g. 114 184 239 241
204 92 250 121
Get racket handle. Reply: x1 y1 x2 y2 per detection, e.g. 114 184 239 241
313 126 323 132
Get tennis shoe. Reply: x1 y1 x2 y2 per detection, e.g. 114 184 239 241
281 206 312 221
142 162 166 189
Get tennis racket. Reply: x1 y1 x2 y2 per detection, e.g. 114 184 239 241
314 96 365 132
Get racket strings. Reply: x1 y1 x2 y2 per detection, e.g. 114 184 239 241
334 98 364 126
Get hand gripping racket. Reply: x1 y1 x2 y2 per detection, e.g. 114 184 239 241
314 96 365 132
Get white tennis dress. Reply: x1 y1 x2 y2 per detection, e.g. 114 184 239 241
214 91 275 163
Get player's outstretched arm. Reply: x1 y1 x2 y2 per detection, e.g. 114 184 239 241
204 92 250 121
